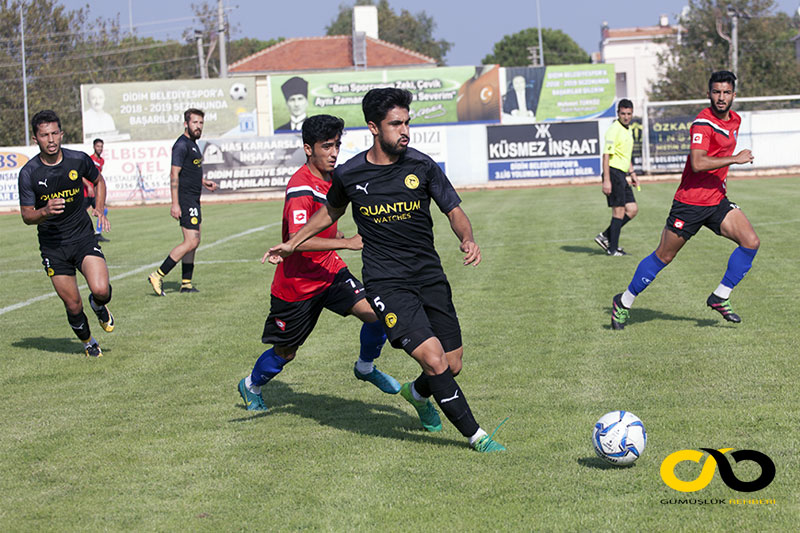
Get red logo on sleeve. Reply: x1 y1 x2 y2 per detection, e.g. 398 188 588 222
292 210 307 225
692 133 703 145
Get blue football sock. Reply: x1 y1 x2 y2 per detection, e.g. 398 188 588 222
250 347 289 387
721 246 758 289
627 252 668 296
359 320 387 363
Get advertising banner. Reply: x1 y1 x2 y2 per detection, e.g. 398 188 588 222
487 122 601 180
80 78 258 143
201 136 306 194
337 126 448 170
270 66 500 133
201 125 448 195
0 147 40 208
498 64 616 124
646 115 694 170
0 141 175 209
535 64 616 121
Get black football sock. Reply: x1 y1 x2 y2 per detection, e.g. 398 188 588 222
181 262 194 286
413 372 431 398
428 368 480 438
67 310 91 342
158 256 177 277
608 217 623 252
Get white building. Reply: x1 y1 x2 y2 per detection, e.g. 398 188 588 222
599 15 680 114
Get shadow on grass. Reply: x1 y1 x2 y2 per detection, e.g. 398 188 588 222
607 307 731 329
561 245 607 256
577 456 635 470
11 336 94 355
229 381 464 449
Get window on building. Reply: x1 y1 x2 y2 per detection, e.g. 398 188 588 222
616 72 628 98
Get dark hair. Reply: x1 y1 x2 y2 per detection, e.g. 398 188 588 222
362 88 413 125
302 114 344 147
31 110 61 135
709 70 736 92
184 108 205 122
92 138 104 145
617 99 633 111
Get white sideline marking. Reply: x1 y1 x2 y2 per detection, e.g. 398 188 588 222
0 223 277 316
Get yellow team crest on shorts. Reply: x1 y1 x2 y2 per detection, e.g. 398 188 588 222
46 267 55 277
385 313 398 328
404 174 419 189
190 216 198 225
68 170 78 181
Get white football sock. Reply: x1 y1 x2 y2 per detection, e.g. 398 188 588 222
713 284 732 299
244 375 261 394
469 428 488 446
355 359 374 375
621 290 636 308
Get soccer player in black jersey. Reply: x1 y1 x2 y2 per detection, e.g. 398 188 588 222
148 108 218 295
268 88 505 452
18 110 114 357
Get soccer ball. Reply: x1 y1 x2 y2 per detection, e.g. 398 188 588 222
229 82 248 100
592 410 646 465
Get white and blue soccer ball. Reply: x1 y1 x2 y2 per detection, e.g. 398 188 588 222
592 410 646 465
229 82 248 100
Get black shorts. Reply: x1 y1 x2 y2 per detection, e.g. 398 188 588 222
83 196 96 211
262 268 366 348
665 198 738 240
179 198 202 230
40 234 105 277
366 277 462 355
606 167 635 207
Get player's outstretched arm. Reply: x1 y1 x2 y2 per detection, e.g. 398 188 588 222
446 206 481 266
690 148 753 173
264 203 347 264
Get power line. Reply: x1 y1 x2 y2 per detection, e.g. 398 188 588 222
0 55 197 83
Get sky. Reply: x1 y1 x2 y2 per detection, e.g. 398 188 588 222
59 0 800 66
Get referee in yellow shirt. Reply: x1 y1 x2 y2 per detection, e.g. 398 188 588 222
595 99 639 256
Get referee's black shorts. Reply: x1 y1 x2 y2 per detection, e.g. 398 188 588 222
366 276 462 355
606 167 635 207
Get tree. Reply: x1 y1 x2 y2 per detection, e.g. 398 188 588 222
482 28 590 66
651 0 800 100
326 0 452 65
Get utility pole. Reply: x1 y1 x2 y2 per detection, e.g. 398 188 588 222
217 0 227 78
717 6 750 78
536 0 545 66
20 6 30 145
195 30 207 79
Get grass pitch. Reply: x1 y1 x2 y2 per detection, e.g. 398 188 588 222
1 177 798 531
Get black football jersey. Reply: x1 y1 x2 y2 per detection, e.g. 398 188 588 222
328 147 461 284
171 135 203 200
18 148 99 247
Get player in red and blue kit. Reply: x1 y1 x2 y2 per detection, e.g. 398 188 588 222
237 114 400 412
612 71 759 329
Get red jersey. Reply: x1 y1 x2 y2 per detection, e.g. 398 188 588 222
674 107 741 206
270 164 347 302
85 153 104 198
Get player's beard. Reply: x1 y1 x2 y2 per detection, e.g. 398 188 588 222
188 128 202 140
378 134 408 157
712 99 732 115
